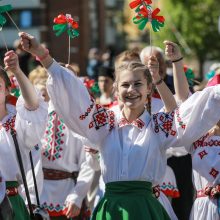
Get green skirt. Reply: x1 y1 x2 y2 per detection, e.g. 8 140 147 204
91 181 171 220
6 181 31 220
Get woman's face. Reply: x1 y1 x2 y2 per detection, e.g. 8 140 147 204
35 83 50 102
0 77 8 105
98 76 113 94
117 70 151 111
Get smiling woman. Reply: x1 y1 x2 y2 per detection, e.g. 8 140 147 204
115 62 152 122
18 31 220 220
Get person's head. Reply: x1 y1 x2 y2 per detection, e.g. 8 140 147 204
140 46 166 79
69 63 80 76
0 69 11 105
59 62 79 76
114 61 152 114
98 66 114 95
29 66 50 102
114 50 141 70
88 48 100 60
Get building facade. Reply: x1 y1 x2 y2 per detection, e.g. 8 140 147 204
0 0 126 74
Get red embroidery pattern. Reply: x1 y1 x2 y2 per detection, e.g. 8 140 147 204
209 168 219 179
42 111 65 161
118 118 145 130
153 112 176 137
193 133 220 150
79 97 95 120
89 105 115 131
2 115 16 131
175 108 186 129
160 182 180 198
42 202 64 212
108 110 115 131
152 185 160 199
198 150 208 159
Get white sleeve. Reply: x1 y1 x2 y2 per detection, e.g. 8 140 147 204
153 85 220 151
166 146 188 158
65 147 94 208
46 61 114 147
15 91 48 148
85 152 101 171
0 172 6 203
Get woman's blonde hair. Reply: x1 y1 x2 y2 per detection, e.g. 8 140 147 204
29 66 48 86
115 61 152 85
114 50 141 70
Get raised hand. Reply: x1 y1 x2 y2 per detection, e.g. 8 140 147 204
4 50 21 74
19 32 44 57
19 32 53 68
164 40 182 62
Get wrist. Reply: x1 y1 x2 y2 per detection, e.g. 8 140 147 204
9 67 22 75
153 78 163 86
172 57 183 63
35 48 49 62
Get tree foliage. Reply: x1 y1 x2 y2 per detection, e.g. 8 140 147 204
154 0 220 63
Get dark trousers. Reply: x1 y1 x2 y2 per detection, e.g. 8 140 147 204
0 195 14 220
168 154 194 220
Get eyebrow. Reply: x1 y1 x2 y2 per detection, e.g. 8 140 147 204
121 80 142 83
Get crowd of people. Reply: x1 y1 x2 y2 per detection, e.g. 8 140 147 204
0 30 220 220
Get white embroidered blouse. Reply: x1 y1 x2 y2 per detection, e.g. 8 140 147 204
192 134 220 190
0 95 48 184
47 61 220 185
40 101 94 210
0 171 5 203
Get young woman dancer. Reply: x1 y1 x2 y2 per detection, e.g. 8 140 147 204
19 32 220 220
28 66 94 220
1 50 47 220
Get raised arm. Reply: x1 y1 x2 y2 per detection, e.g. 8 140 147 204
4 50 48 148
164 41 190 102
19 32 111 147
19 32 53 69
155 85 220 151
4 50 39 110
148 55 177 112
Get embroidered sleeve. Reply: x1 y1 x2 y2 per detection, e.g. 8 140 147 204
154 85 220 150
47 61 115 147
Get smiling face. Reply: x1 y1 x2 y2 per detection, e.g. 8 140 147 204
116 67 151 113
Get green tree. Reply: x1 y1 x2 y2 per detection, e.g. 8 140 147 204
154 0 220 77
